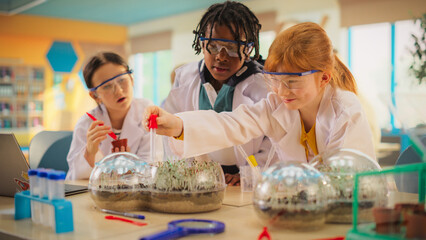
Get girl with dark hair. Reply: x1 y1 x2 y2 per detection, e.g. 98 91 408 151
66 52 162 180
162 1 276 186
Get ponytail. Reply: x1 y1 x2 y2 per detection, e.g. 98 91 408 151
331 54 357 94
265 22 359 95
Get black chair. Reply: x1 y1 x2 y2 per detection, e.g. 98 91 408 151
394 136 426 193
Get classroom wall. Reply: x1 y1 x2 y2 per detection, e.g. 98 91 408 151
2 0 423 146
128 0 341 67
0 15 127 145
128 0 425 66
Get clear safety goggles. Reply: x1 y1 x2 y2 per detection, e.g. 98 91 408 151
90 70 133 94
200 37 254 58
262 70 319 90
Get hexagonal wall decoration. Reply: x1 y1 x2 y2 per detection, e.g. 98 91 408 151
46 41 78 73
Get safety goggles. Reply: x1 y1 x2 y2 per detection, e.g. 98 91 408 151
200 37 254 58
90 70 133 94
262 70 319 90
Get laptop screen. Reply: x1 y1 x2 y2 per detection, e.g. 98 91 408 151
0 133 88 198
0 133 30 197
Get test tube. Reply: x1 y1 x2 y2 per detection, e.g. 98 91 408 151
28 169 41 224
149 114 158 162
262 145 276 172
47 171 66 200
47 171 66 229
236 145 262 180
150 129 156 162
37 169 50 227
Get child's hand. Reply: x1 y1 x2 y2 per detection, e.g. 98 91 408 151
86 120 111 157
225 173 240 186
144 106 183 138
111 146 131 153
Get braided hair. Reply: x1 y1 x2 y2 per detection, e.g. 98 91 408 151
192 1 261 60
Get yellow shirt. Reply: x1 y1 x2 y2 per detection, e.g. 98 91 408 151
300 119 319 161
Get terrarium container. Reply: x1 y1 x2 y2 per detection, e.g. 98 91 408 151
89 153 226 214
253 162 331 230
88 152 153 211
310 148 387 223
149 158 226 213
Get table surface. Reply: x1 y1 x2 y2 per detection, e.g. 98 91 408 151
0 181 418 240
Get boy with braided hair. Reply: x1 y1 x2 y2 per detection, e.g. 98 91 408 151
163 1 276 185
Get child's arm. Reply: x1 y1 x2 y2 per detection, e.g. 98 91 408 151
143 106 184 138
67 118 107 180
85 120 112 166
145 98 276 159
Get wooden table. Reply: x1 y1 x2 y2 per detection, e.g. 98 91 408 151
0 183 359 240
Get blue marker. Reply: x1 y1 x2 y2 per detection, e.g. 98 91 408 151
100 208 145 220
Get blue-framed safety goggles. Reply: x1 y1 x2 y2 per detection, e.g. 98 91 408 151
90 70 133 92
262 70 320 90
262 70 319 76
199 37 254 57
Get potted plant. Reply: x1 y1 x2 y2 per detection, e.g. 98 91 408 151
394 202 424 224
372 207 402 234
405 209 426 239
409 13 426 84
111 138 128 150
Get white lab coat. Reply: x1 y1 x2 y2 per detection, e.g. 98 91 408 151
164 61 276 167
170 85 376 163
66 98 163 180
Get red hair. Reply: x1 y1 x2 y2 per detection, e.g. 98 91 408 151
264 22 357 94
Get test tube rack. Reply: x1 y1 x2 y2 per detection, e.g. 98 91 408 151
14 191 74 233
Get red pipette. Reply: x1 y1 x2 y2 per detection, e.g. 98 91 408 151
86 112 117 140
148 114 158 162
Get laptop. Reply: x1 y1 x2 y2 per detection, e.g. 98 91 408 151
0 133 87 197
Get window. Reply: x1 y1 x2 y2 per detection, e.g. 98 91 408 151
394 20 426 129
345 20 425 130
349 23 391 129
258 30 276 60
129 50 173 105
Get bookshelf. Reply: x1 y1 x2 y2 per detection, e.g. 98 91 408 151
0 65 44 131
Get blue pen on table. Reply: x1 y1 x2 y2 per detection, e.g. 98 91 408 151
100 208 145 220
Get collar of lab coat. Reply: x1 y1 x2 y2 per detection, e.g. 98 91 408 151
269 84 336 160
98 101 146 154
168 61 265 112
197 59 264 107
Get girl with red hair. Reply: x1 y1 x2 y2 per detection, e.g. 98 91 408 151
144 22 375 163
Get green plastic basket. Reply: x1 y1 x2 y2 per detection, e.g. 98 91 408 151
346 162 426 240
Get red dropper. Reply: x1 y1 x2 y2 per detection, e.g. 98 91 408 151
86 112 117 140
148 114 158 129
148 114 158 162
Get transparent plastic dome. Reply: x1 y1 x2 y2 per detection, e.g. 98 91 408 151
89 152 153 211
309 148 388 223
89 153 226 213
150 158 226 213
253 161 332 230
